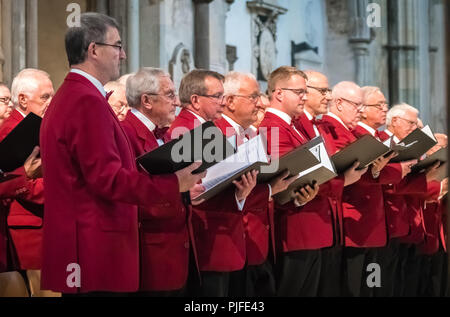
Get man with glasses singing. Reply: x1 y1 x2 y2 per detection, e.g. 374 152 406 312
40 13 203 296
214 71 297 296
104 80 129 121
0 83 12 127
168 69 262 296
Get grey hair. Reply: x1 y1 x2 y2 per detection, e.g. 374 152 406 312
125 67 170 108
11 68 51 106
386 103 419 126
361 86 382 104
104 80 125 93
223 71 257 96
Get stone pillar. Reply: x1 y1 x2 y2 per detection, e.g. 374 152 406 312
127 0 140 73
26 0 38 69
387 0 420 108
2 0 12 85
418 0 430 124
109 0 128 74
96 0 109 14
11 0 26 76
193 0 213 69
348 0 372 86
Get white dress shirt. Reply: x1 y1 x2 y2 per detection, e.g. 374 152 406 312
130 108 164 146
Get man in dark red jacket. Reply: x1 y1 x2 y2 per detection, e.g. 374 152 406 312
40 13 203 295
215 71 297 296
0 68 54 296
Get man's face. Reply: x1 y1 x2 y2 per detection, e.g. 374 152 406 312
148 76 177 127
362 90 388 128
0 86 12 120
108 87 128 121
229 77 260 128
335 89 363 130
305 75 331 116
97 27 126 82
21 76 54 117
254 95 270 128
391 110 418 140
198 76 225 121
277 74 308 118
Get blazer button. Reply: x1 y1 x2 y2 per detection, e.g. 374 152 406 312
243 233 246 239
138 222 142 229
266 225 270 230
184 242 189 249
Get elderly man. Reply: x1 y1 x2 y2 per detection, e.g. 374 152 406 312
214 71 297 296
120 67 193 296
290 71 372 296
0 68 54 296
318 81 398 296
0 83 12 127
104 80 129 121
168 69 268 297
384 104 441 296
40 13 203 296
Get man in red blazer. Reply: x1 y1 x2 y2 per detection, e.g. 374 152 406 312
215 71 297 296
40 13 203 295
317 81 401 296
258 66 334 297
168 69 276 297
0 68 53 296
121 67 201 296
293 71 368 296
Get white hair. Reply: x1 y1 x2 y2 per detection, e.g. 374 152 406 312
11 68 51 106
386 103 419 126
117 73 134 86
126 67 170 108
104 80 125 93
223 71 257 96
361 86 382 104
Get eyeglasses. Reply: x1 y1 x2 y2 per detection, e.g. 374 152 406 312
95 42 123 51
233 93 261 104
364 102 388 111
395 117 418 127
146 92 177 100
307 86 332 96
340 97 364 111
275 88 307 96
0 97 11 105
198 94 225 103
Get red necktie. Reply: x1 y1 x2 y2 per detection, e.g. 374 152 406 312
105 90 114 101
153 126 169 140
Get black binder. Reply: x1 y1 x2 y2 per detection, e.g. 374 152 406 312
136 121 235 175
0 112 41 173
331 134 390 173
389 127 437 163
412 147 447 173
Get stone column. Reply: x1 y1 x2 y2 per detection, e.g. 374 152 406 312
109 0 128 74
193 0 213 69
127 0 140 73
348 0 372 86
96 0 109 14
418 0 430 124
387 0 420 108
26 0 38 69
2 0 12 85
11 0 26 76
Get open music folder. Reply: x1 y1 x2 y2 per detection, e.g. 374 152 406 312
0 112 41 173
137 121 236 175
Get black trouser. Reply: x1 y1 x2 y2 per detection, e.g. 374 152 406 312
397 243 421 296
275 249 321 297
318 245 344 297
373 238 401 297
343 247 378 297
229 260 276 297
418 244 448 297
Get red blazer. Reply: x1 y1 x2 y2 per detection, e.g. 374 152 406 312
258 111 340 252
214 117 273 265
419 197 447 255
318 116 402 247
169 109 247 272
40 72 180 293
399 180 441 245
0 109 45 269
293 112 317 140
121 111 191 291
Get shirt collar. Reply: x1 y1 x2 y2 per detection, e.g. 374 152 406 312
130 108 156 133
15 108 26 118
326 112 349 131
303 109 314 121
186 109 206 124
385 129 400 143
266 108 292 126
221 114 244 135
70 68 107 97
357 121 377 136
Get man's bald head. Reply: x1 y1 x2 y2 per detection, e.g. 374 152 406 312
303 70 331 116
329 81 363 130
